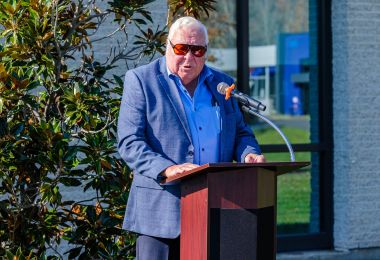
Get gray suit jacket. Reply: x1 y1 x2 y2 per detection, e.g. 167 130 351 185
117 57 261 238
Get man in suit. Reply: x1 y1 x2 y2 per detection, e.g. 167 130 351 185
118 16 265 260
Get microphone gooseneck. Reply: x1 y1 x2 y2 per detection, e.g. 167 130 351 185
217 82 295 162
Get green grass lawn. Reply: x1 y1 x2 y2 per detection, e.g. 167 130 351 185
277 170 311 233
254 125 310 145
254 126 312 234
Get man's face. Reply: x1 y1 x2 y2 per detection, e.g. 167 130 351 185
166 26 207 86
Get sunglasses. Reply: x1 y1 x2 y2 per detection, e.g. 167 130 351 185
169 40 207 58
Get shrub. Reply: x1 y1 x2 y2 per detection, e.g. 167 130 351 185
0 0 215 258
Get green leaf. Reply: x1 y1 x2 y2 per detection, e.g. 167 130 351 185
60 177 82 187
70 169 87 176
134 18 147 25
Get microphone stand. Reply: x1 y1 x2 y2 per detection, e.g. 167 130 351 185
241 105 296 162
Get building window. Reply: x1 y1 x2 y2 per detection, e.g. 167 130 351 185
203 0 332 251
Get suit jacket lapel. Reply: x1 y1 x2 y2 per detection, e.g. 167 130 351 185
157 57 192 142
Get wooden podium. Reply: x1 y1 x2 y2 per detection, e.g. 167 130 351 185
163 162 310 260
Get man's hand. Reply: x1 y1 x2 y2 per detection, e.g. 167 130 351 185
162 163 199 178
244 153 266 163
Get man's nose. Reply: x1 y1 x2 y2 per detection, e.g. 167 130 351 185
184 50 195 59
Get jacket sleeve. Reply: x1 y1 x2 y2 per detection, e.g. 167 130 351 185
232 98 262 162
117 70 174 180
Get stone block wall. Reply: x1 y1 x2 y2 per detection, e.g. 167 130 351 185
332 0 380 249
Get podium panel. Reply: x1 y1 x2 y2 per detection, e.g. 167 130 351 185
163 162 310 260
209 207 275 259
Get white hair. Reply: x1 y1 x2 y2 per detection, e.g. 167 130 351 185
168 16 209 44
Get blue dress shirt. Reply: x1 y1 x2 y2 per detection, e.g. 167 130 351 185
168 66 220 165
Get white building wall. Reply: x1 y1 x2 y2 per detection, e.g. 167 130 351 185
72 0 168 77
332 0 380 249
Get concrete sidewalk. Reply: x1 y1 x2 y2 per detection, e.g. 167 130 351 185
277 247 380 260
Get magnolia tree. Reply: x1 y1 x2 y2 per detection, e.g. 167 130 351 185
0 0 215 258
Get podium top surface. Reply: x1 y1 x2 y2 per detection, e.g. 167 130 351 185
163 161 310 184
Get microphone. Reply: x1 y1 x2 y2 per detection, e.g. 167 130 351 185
217 82 266 111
